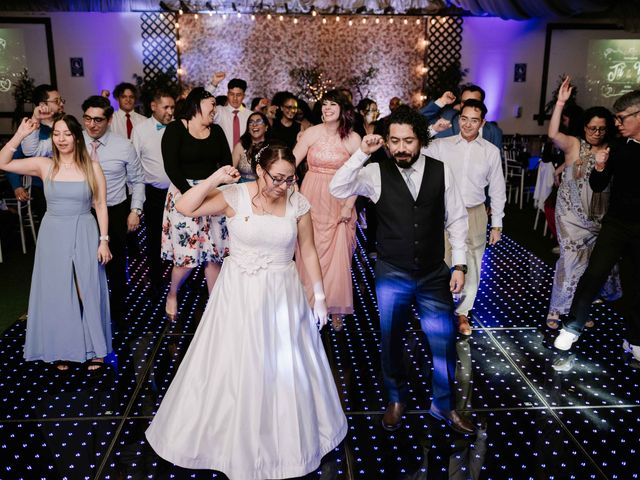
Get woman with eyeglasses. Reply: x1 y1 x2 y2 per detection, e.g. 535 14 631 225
161 87 234 320
270 93 306 150
231 111 270 182
545 76 621 330
146 142 347 478
293 89 361 331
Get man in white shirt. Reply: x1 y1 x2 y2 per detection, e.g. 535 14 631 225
214 78 252 153
424 99 506 336
329 106 475 435
132 90 176 293
110 82 147 140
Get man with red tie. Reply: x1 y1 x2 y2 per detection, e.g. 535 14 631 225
211 76 252 153
110 82 147 141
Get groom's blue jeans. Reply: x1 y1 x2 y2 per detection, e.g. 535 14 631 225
375 259 456 412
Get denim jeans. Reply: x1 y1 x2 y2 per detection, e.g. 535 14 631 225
375 259 456 412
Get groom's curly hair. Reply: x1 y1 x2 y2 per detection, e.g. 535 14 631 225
382 105 432 148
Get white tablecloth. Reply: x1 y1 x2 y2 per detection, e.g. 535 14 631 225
533 161 555 211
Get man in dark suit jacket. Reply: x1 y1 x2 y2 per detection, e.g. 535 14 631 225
420 84 503 150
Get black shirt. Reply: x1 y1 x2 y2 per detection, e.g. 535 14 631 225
162 120 231 194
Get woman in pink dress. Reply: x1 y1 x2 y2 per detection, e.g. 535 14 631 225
294 90 361 330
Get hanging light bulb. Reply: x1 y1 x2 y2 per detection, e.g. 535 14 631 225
348 19 353 26
279 14 284 21
267 13 272 19
336 16 340 22
322 17 326 24
194 13 199 19
375 17 380 24
293 17 298 24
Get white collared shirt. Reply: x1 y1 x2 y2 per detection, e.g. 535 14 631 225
110 109 147 141
132 116 171 189
329 149 468 266
423 134 506 228
214 104 253 153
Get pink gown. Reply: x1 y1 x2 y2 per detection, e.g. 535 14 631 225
297 134 356 315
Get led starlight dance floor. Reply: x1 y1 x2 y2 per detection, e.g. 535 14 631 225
1 226 638 479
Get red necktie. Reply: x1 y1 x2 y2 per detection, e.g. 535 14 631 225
232 110 240 147
125 112 133 139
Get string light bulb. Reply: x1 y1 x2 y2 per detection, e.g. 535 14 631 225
251 14 255 20
336 16 340 22
416 18 421 25
322 17 327 24
362 18 366 24
403 18 408 25
279 14 284 21
389 18 394 24
348 19 353 26
293 17 298 24
375 17 380 24
267 13 272 19
311 10 317 16
194 13 199 19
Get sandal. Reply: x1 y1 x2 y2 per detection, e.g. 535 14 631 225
86 360 105 372
331 314 344 332
546 313 560 330
53 361 71 372
585 320 595 329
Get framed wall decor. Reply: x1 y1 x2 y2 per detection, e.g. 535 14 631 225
0 17 57 118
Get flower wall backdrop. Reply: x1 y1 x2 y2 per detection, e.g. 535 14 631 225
177 14 426 113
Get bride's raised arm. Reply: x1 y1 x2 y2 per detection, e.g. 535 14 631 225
176 165 240 217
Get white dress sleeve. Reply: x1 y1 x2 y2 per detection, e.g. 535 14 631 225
221 183 240 212
294 191 311 219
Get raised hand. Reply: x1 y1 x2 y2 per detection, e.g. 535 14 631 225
211 71 226 86
595 147 609 171
16 117 39 138
432 118 452 133
558 76 573 104
360 134 385 155
439 91 456 106
212 165 241 185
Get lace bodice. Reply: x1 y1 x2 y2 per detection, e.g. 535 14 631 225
222 183 310 273
306 135 351 173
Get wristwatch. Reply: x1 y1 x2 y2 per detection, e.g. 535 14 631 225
452 264 468 274
131 208 142 216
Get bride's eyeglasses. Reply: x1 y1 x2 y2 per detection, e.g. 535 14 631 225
264 169 297 186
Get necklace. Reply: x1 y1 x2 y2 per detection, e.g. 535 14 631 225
258 195 274 215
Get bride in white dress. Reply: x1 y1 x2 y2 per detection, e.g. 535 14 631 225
145 143 347 479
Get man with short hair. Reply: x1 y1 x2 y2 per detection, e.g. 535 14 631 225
82 95 145 319
110 82 147 140
132 90 176 293
424 99 506 336
9 84 65 223
329 106 475 434
555 90 640 365
209 75 252 152
420 84 503 150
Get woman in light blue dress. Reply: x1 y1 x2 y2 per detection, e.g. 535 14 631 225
0 114 112 371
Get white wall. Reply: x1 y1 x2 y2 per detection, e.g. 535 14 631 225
1 11 144 133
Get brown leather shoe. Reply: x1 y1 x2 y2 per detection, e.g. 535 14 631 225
457 314 472 336
381 402 406 431
429 406 476 434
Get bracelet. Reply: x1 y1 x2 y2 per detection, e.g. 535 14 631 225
99 235 110 242
491 227 503 232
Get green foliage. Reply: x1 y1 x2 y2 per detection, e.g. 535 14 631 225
289 65 334 102
12 69 36 127
545 74 578 114
346 67 379 103
425 63 469 102
132 68 182 116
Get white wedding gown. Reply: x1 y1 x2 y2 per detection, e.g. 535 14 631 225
146 183 347 479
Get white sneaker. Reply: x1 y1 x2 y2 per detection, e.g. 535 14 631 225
623 339 640 361
554 329 579 351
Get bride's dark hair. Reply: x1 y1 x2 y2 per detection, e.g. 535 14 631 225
250 141 297 208
250 140 295 173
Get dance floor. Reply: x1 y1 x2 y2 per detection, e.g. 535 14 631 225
1 225 638 480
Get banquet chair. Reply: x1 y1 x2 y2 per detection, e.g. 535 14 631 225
0 175 38 257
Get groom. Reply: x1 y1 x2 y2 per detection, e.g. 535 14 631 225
329 106 475 434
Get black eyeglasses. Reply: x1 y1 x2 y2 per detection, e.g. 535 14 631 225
585 126 607 134
82 115 106 124
614 110 640 124
264 169 297 186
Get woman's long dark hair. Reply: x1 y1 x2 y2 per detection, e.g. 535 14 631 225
320 89 354 139
240 111 270 150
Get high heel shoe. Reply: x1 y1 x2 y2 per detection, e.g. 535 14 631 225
165 294 178 321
